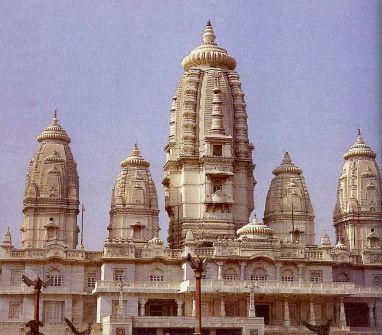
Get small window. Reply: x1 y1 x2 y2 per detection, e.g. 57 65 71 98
150 268 164 282
213 181 222 193
281 269 294 282
47 274 63 287
87 273 96 288
223 267 237 281
150 275 164 282
8 303 21 319
213 145 222 157
113 269 125 281
372 274 381 286
251 267 268 281
310 270 323 283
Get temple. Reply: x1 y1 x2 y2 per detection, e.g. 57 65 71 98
0 22 381 335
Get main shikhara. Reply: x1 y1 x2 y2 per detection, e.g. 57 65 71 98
1 22 381 335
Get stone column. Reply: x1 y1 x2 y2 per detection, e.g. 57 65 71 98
275 263 282 281
192 298 195 317
284 299 290 327
309 300 315 325
176 299 183 317
139 298 147 317
240 262 247 280
339 298 346 328
220 298 225 317
248 289 256 317
217 262 223 280
368 301 375 328
297 264 305 282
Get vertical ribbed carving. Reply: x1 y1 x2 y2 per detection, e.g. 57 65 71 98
182 68 201 155
228 72 249 159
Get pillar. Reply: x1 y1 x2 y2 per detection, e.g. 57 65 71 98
339 298 346 328
220 298 225 317
309 300 315 325
176 299 183 317
192 298 195 317
240 262 247 280
284 299 290 327
368 301 375 328
139 298 147 317
248 290 256 317
275 263 282 281
217 262 223 280
297 264 304 282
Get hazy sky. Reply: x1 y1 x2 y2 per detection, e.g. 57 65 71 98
0 1 380 250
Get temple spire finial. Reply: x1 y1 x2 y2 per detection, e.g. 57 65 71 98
202 20 216 45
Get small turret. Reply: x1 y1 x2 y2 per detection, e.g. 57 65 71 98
333 130 382 253
1 228 13 256
264 152 315 244
108 144 159 243
22 112 79 249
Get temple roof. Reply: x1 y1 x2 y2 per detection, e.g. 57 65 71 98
37 111 71 143
272 151 302 176
343 129 376 160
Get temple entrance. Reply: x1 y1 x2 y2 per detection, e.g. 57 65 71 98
344 302 369 327
255 304 270 325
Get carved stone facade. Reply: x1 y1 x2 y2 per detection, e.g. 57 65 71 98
0 22 381 335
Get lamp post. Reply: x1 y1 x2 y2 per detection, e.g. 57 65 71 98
187 253 205 335
22 275 52 335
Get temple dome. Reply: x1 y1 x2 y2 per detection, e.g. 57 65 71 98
319 231 331 248
37 111 71 143
343 130 376 160
148 236 164 246
181 21 236 71
237 217 274 240
121 143 150 168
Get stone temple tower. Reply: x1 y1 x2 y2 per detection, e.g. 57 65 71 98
264 152 315 244
108 144 159 242
163 22 255 248
21 113 80 249
333 130 382 253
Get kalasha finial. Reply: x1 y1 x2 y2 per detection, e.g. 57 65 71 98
202 20 216 45
131 143 141 157
52 109 59 126
358 128 361 136
282 151 292 164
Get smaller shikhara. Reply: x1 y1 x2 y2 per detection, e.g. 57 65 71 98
64 318 92 335
302 319 333 335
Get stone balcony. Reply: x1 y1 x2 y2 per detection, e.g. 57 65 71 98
93 279 382 297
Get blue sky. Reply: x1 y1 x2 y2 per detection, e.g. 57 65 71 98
0 1 380 249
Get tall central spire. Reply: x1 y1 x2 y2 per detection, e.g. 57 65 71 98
164 23 255 248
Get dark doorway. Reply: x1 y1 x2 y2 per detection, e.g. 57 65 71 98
255 304 270 324
132 328 156 335
344 302 369 327
216 329 241 335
